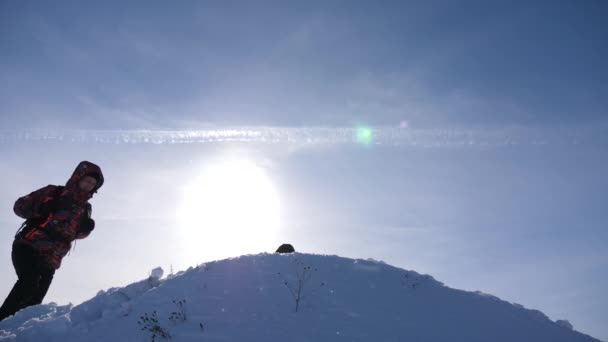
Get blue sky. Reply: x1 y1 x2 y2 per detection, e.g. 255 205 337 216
1 1 607 340
2 0 606 129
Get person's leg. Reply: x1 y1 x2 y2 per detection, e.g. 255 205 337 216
0 278 36 320
27 268 55 306
0 243 43 320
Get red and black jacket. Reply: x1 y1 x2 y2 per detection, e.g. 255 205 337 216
13 161 104 270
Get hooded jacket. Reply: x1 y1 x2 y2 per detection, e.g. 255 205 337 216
13 161 104 270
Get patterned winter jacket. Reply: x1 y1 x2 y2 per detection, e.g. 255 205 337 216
13 161 104 270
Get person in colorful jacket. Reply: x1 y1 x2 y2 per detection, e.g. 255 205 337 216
0 161 104 321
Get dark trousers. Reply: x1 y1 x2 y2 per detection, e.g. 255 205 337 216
0 242 55 321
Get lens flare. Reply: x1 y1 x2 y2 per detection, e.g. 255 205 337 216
356 127 374 145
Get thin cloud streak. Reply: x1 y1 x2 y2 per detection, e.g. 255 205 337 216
1 125 606 147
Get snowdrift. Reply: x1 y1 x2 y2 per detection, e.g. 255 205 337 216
0 253 601 341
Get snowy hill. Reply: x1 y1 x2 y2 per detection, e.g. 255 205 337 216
0 253 601 342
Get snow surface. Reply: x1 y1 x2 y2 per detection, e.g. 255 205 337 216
0 253 602 342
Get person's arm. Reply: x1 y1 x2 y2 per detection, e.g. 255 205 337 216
13 185 57 219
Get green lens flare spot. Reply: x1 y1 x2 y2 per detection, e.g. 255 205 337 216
356 127 373 145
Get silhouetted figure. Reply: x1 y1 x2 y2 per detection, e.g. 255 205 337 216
276 244 295 254
0 161 104 321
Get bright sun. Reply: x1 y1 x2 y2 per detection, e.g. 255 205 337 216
177 159 280 263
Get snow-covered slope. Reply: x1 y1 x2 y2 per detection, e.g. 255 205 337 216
0 253 601 341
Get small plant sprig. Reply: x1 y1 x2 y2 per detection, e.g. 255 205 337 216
169 299 187 324
138 311 171 341
277 258 325 312
196 263 210 272
401 273 431 289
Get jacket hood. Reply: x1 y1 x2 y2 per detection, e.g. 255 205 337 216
65 161 104 194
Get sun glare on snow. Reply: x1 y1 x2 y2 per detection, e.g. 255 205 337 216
177 159 280 263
